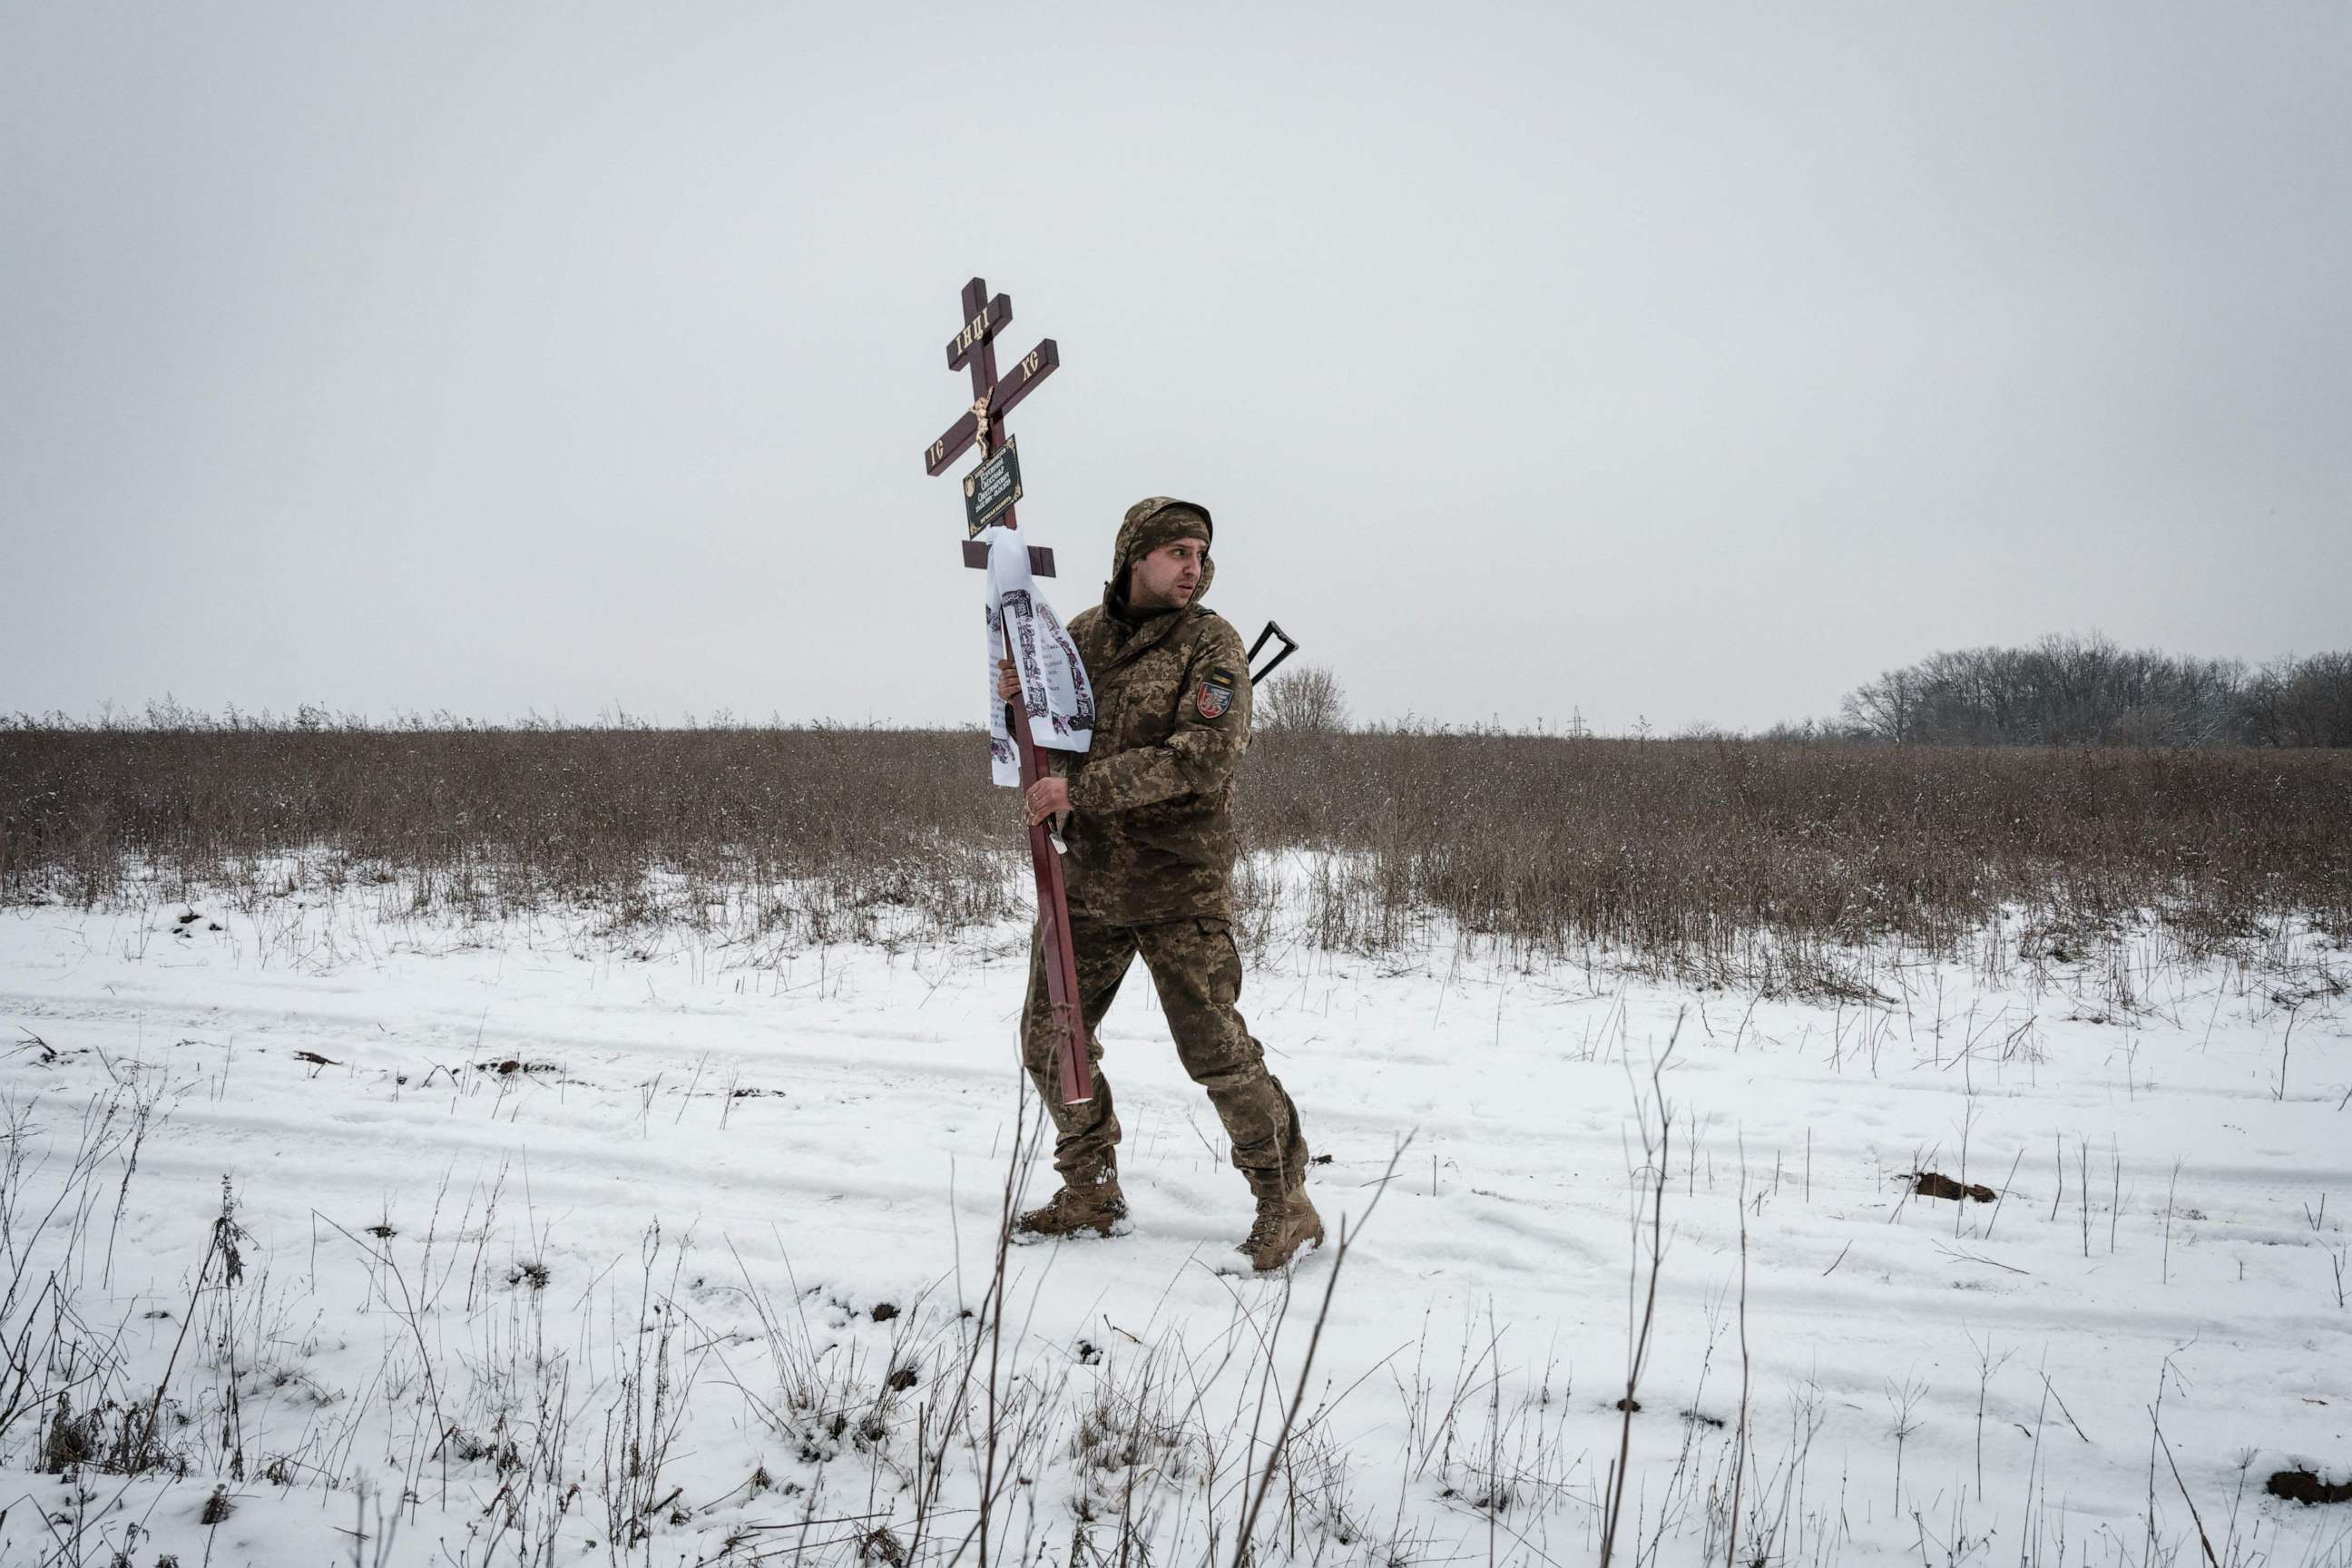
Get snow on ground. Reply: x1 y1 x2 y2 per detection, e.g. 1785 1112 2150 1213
2 867 2348 1566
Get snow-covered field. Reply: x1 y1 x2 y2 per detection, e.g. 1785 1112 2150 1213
3 867 2348 1566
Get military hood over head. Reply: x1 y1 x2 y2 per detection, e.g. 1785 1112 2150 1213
1103 496 1215 622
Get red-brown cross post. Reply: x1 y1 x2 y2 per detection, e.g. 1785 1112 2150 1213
922 276 1093 1107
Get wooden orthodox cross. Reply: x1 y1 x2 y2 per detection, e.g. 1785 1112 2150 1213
922 276 1093 1106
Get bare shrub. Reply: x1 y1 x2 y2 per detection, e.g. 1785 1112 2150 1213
1258 663 1348 733
2247 651 2352 748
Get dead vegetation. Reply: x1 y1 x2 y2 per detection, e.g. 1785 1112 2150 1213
4 720 2346 989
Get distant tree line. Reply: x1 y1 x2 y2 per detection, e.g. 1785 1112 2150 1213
1793 634 2352 747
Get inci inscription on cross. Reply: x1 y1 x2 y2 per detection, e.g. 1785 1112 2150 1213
922 274 1094 1107
922 277 1062 573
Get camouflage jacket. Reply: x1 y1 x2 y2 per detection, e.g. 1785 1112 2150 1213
1057 500 1250 924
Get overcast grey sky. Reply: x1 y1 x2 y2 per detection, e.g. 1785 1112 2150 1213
5 2 2346 732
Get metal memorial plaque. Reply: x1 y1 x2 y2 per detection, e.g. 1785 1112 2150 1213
963 436 1024 537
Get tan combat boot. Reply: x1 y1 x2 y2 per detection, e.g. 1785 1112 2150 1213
1015 1176 1127 1240
1240 1189 1325 1272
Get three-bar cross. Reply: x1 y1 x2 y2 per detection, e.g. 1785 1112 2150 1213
922 276 1093 1106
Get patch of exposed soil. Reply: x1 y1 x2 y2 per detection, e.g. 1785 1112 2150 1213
1909 1171 1998 1203
2268 1470 2352 1505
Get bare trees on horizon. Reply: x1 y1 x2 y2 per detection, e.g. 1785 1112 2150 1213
1830 634 2352 748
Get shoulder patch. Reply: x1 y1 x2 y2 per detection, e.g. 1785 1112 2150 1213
1196 670 1235 720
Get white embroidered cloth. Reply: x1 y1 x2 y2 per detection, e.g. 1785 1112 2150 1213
982 524 1094 786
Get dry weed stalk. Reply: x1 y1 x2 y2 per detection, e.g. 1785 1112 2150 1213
1599 1014 1681 1568
1723 1152 1749 1568
1229 1140 1406 1568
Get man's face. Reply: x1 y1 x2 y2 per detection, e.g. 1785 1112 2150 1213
1127 537 1207 611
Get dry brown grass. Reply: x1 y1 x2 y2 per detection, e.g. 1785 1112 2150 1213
0 723 1018 941
1244 730 2352 973
4 720 2347 980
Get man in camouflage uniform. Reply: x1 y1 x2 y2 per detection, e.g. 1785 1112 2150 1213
996 495 1319 1271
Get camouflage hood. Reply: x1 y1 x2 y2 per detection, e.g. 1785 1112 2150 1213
1103 495 1215 622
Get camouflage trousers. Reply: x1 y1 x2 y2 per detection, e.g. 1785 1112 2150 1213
1021 913 1310 1200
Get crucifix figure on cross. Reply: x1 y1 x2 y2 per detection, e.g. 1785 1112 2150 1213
921 276 1093 1109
